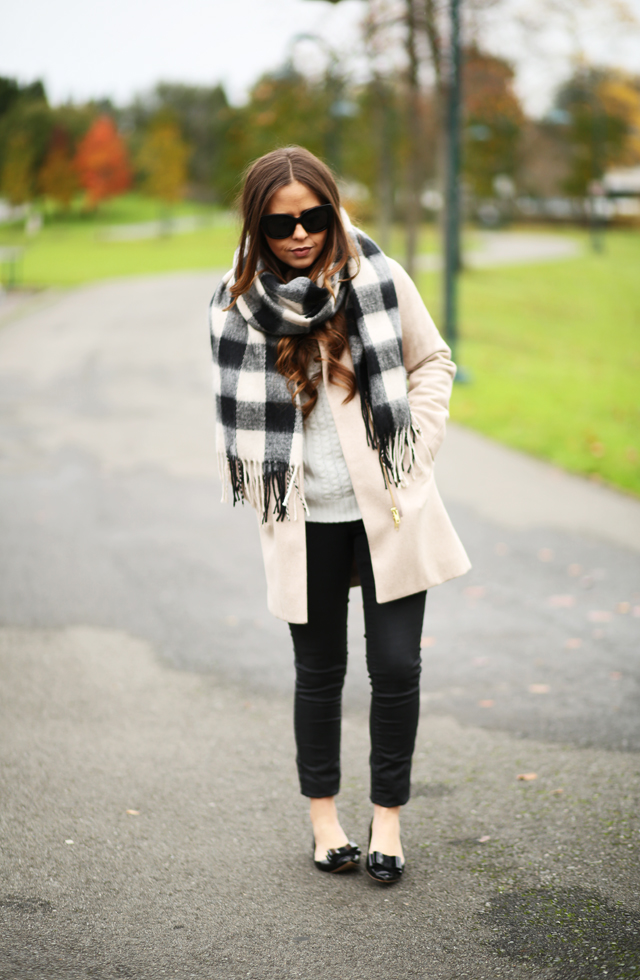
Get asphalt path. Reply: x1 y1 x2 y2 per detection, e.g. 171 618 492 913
1 272 639 980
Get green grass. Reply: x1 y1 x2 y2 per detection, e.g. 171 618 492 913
416 229 640 497
39 191 221 226
0 194 240 286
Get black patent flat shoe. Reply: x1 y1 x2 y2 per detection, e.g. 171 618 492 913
366 820 404 884
366 850 404 884
313 841 361 873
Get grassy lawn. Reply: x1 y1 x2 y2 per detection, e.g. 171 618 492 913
1 224 240 286
0 193 240 286
34 191 222 226
2 197 638 497
416 229 640 497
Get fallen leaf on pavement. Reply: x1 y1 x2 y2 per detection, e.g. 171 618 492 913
588 610 612 622
616 602 630 614
538 548 554 562
567 564 582 576
564 638 582 649
126 809 140 816
473 656 489 666
477 836 491 843
552 788 564 795
610 672 622 680
65 839 74 844
529 684 550 694
517 773 537 781
548 594 575 608
478 699 494 708
464 586 486 599
633 606 640 618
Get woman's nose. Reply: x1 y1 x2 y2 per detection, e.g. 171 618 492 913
291 221 307 240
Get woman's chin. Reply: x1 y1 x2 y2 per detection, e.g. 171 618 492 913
285 258 315 272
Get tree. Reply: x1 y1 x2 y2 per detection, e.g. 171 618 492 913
74 116 131 208
220 68 332 202
597 74 640 165
555 68 640 196
357 0 462 274
123 83 230 202
0 79 51 205
0 132 34 204
463 47 524 197
0 77 46 121
137 116 190 204
38 126 79 209
0 78 22 120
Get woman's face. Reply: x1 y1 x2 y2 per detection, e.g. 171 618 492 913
263 181 328 271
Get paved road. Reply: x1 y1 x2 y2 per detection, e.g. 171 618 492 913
1 272 639 980
416 230 581 271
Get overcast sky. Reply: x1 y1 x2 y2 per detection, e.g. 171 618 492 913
2 0 639 117
1 0 365 105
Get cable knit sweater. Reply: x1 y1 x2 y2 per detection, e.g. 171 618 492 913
302 377 362 523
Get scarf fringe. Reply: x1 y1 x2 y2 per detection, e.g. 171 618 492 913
360 397 425 488
380 422 424 487
217 452 307 523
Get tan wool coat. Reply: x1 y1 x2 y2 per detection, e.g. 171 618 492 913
255 257 471 624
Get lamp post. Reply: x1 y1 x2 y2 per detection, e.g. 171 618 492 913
588 78 606 255
286 32 348 173
443 0 464 373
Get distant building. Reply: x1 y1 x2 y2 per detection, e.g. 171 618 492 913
604 166 640 196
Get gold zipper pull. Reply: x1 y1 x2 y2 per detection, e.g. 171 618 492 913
387 481 401 529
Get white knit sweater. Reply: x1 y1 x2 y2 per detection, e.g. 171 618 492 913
302 377 362 523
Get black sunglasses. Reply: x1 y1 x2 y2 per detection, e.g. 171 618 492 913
260 203 333 240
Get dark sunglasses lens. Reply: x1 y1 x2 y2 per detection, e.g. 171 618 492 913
302 206 331 233
261 214 295 239
261 205 332 239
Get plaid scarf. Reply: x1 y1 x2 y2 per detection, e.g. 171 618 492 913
209 227 420 521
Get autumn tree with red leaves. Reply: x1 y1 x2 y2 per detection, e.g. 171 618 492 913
74 116 131 208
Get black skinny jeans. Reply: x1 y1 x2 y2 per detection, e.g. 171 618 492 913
289 520 426 808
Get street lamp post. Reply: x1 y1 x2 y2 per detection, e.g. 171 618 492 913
443 0 463 370
588 79 606 254
286 32 347 174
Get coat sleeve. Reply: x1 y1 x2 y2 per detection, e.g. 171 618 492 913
388 257 455 461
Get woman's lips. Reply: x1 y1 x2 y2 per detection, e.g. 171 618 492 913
291 247 312 257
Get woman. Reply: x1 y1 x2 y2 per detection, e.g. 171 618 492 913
210 146 470 884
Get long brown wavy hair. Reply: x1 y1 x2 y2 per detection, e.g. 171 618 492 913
229 146 359 419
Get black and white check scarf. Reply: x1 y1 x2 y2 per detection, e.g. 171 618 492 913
209 226 420 521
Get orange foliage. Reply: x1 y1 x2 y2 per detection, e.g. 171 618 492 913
464 47 524 127
597 75 640 164
463 47 525 196
74 116 131 207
